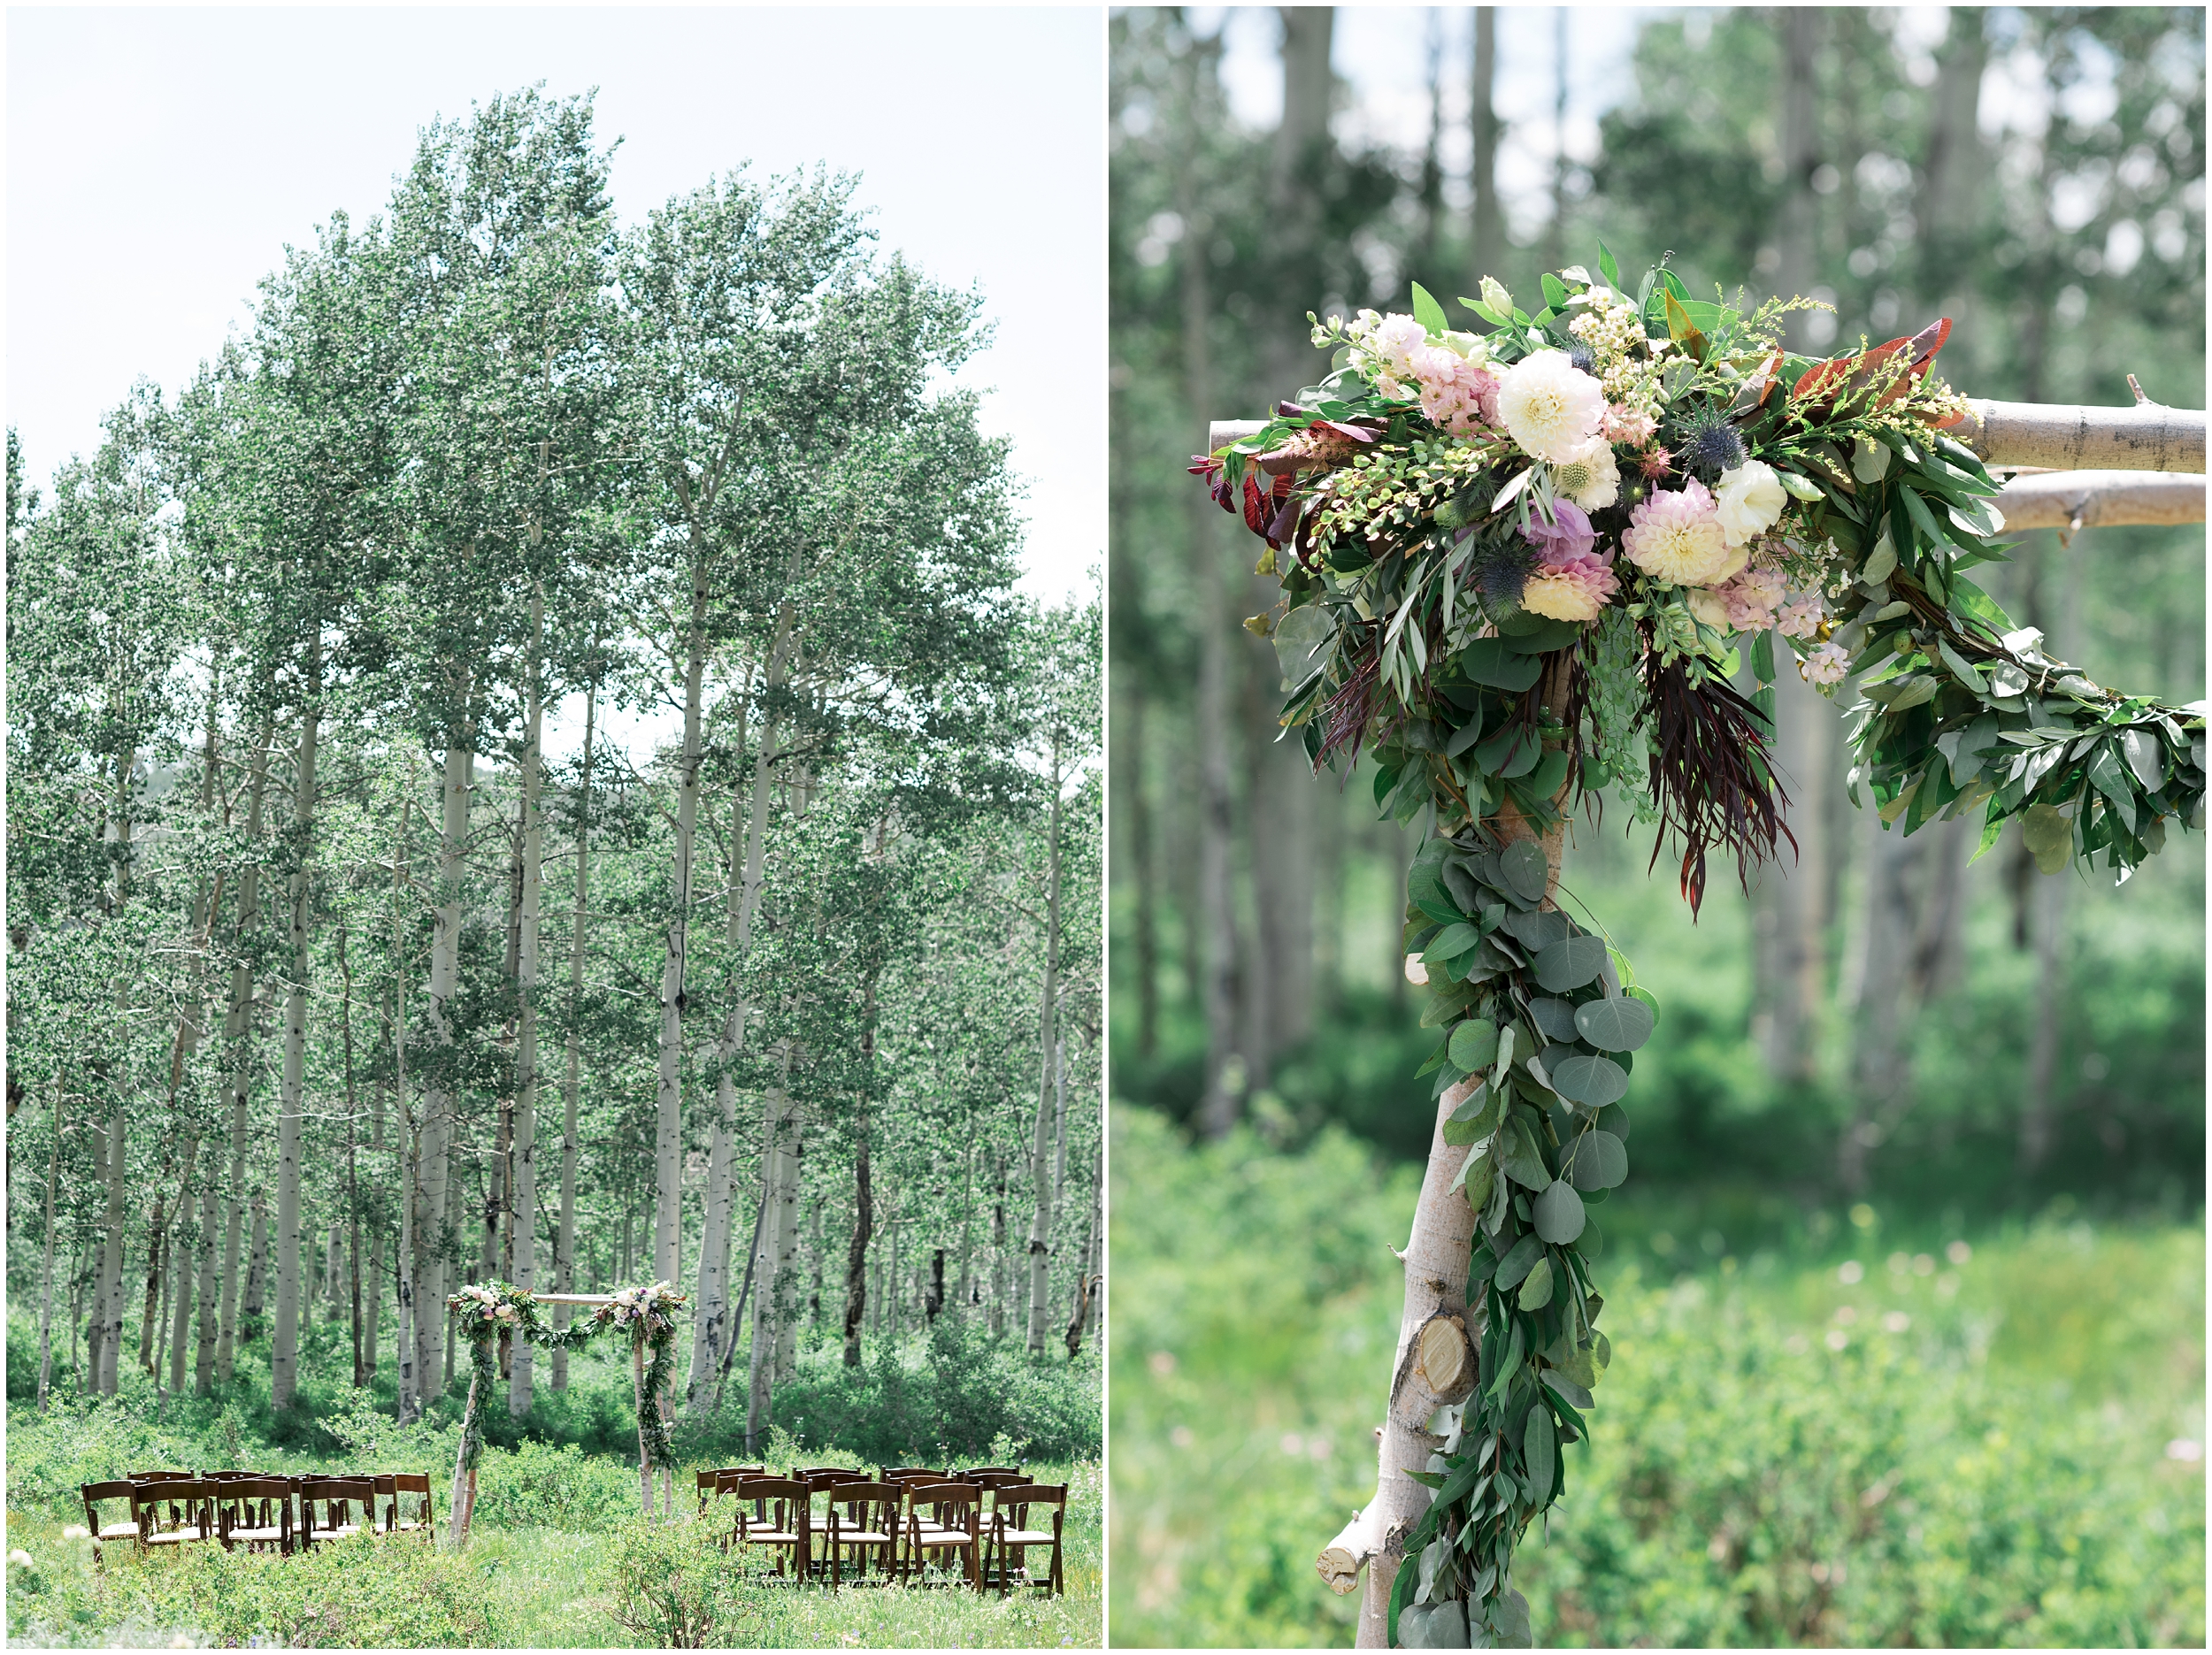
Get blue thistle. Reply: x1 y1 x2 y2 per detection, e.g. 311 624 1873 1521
1672 408 1746 479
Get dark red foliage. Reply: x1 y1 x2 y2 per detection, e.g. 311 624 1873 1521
1638 649 1795 916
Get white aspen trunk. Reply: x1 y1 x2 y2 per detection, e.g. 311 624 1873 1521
745 1046 795 1445
956 1142 974 1322
86 1115 109 1394
193 1167 219 1394
38 1075 64 1407
271 658 320 1410
365 1054 383 1380
554 678 595 1391
166 1160 199 1395
96 1098 127 1394
654 538 710 1290
218 711 270 1383
1025 736 1065 1354
1085 1140 1103 1335
988 1156 1007 1340
243 1186 267 1330
772 1107 802 1383
510 582 547 1417
393 809 419 1422
418 738 472 1405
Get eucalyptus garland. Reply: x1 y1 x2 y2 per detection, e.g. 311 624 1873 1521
1195 247 2203 1647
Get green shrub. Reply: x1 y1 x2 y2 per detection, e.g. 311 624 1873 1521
603 1516 770 1648
674 1316 1102 1467
472 1437 645 1533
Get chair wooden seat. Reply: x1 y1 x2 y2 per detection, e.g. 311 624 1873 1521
297 1476 377 1550
985 1482 1068 1598
730 1478 810 1579
900 1481 982 1590
134 1479 217 1551
817 1482 903 1587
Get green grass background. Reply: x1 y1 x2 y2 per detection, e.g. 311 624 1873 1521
1108 1106 2204 1648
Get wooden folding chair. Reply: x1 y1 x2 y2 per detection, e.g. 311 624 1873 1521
214 1476 292 1556
960 1464 1025 1480
81 1481 142 1556
900 1480 982 1589
987 1482 1068 1598
815 1481 901 1588
382 1473 435 1542
137 1479 216 1552
296 1476 376 1548
730 1477 810 1580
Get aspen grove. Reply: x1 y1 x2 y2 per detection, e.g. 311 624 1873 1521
4 89 1103 1449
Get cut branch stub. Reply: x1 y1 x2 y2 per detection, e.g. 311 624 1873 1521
1414 1311 1475 1401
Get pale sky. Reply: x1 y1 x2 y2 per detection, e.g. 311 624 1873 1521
8 5 1103 765
5 5 1104 605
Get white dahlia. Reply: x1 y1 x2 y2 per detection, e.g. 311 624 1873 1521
1494 349 1606 464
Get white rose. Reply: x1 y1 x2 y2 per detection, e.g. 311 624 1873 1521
1403 954 1430 987
1714 460 1788 547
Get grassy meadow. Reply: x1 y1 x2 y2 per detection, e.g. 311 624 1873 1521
4 1325 1101 1648
1109 1105 2205 1648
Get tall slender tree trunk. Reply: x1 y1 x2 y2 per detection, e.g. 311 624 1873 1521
272 646 321 1411
554 674 595 1391
841 1100 873 1370
193 1166 219 1395
690 635 786 1404
392 809 419 1421
243 1187 267 1339
419 736 472 1406
955 1142 975 1322
37 1073 65 1408
338 925 365 1385
1466 8 1504 294
1025 736 1065 1353
218 715 273 1384
747 1046 797 1440
510 579 548 1416
655 534 712 1289
988 1155 1007 1340
93 745 137 1397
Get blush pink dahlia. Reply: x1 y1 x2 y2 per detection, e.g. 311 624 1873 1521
1623 479 1733 586
1522 554 1620 623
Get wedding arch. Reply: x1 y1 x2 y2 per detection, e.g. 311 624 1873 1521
445 1280 687 1544
1196 249 2204 1647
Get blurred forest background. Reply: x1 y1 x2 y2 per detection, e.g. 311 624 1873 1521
1110 6 2203 1646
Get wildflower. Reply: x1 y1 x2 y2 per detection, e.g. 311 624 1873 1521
1776 594 1826 639
1714 565 1787 631
1803 642 1849 686
1551 434 1620 510
1409 341 1500 435
1623 480 1733 586
62 1526 89 1541
1714 461 1788 547
9 1550 32 1569
1601 404 1657 448
1495 349 1607 464
1637 446 1674 482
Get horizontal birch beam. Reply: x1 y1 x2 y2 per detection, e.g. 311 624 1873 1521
1207 402 2208 527
1993 469 2206 533
1954 399 2203 473
530 1293 618 1306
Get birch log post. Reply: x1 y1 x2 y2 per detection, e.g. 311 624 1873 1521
1992 469 2206 533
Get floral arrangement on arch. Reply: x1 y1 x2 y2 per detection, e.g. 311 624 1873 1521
596 1280 684 1342
1195 248 2203 1648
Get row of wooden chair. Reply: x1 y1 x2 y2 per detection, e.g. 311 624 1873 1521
695 1464 1064 1595
81 1470 434 1558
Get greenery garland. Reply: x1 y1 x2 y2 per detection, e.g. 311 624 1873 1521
1195 247 2203 1648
